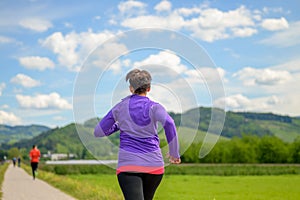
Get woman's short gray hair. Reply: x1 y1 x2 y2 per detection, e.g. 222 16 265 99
126 69 152 94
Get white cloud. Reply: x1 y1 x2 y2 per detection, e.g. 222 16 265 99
122 59 131 67
260 21 300 47
231 27 257 37
261 17 289 31
267 59 300 96
215 94 250 109
188 27 230 42
0 35 15 44
185 67 226 84
0 83 5 96
148 83 189 113
276 93 300 117
16 92 72 110
176 7 202 16
120 4 259 42
19 18 53 32
184 6 257 41
64 22 73 28
214 92 300 117
87 41 128 73
41 30 115 72
118 0 147 16
262 7 288 15
192 6 255 29
125 51 226 112
41 32 78 71
19 56 55 71
129 51 226 109
10 74 41 88
233 67 292 86
272 59 300 73
223 59 300 116
155 0 172 12
0 110 22 125
109 18 118 25
0 104 9 109
214 94 281 112
93 16 101 20
121 13 185 30
133 51 187 74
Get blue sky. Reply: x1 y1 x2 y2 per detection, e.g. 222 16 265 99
0 0 300 127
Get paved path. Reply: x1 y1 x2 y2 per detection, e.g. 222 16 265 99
2 164 76 200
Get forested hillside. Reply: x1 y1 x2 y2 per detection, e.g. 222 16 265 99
1 107 300 163
1 122 120 160
0 124 50 145
1 124 89 159
170 107 300 142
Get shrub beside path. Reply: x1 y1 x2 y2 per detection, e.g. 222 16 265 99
2 164 76 200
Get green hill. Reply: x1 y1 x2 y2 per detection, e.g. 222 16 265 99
1 122 120 160
1 124 89 158
0 124 50 145
170 107 300 142
1 107 300 158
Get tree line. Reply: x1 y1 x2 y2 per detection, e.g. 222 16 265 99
2 132 300 164
181 135 300 163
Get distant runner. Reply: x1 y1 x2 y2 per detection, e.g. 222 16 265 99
29 145 41 180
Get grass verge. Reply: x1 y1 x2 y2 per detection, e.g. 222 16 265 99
0 162 9 199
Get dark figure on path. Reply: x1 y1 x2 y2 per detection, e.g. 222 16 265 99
12 157 16 167
17 157 21 167
29 145 41 180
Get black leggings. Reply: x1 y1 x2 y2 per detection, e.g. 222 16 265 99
31 162 38 179
117 172 163 200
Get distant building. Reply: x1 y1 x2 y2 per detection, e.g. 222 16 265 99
43 151 76 160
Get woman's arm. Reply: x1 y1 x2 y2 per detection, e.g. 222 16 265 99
163 114 181 161
94 110 119 137
153 104 180 162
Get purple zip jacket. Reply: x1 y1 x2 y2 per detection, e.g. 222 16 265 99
94 94 180 174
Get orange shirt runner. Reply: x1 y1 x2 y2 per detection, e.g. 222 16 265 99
29 147 41 163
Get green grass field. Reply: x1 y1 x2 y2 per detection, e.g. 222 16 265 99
21 163 300 199
157 175 300 200
67 174 300 200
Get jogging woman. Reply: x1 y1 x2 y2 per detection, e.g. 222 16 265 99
94 69 181 200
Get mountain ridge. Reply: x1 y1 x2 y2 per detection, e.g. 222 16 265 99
0 124 50 145
1 107 300 154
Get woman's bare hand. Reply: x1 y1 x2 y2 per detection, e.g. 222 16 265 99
166 153 181 164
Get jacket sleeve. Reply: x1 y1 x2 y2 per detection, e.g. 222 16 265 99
153 104 180 158
94 110 119 137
